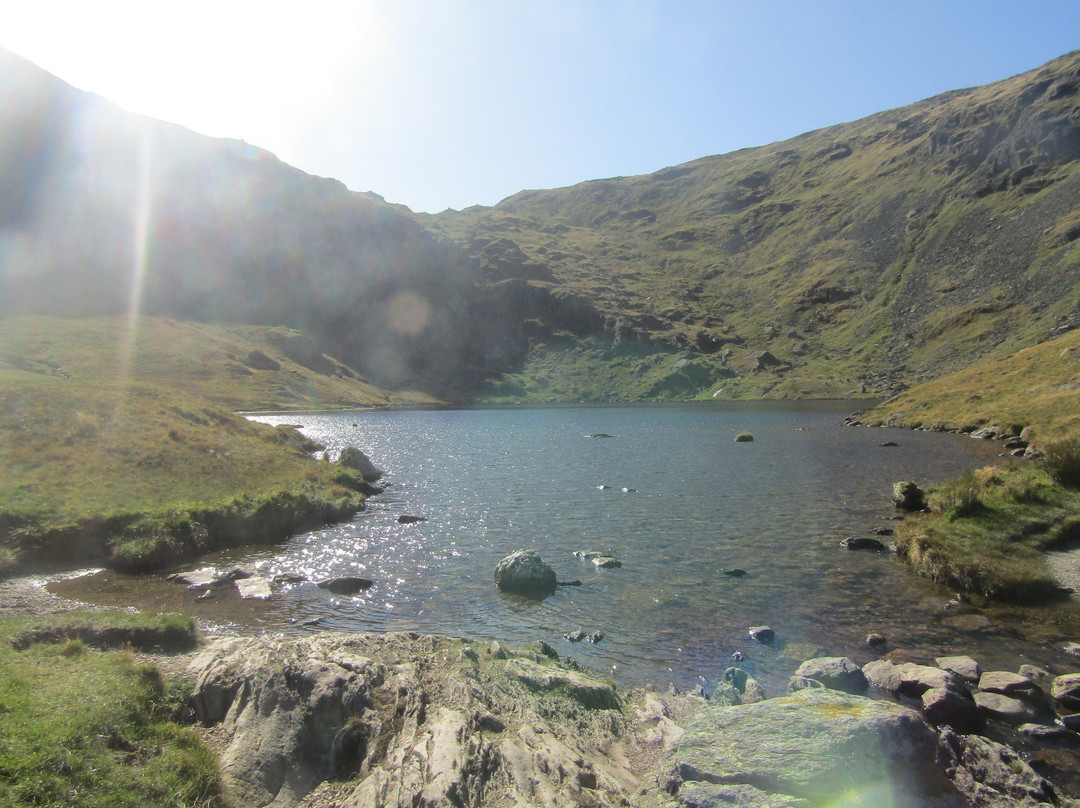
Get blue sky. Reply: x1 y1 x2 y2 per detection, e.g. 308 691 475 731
3 1 1079 213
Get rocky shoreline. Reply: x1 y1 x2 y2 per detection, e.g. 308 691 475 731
5 572 1080 807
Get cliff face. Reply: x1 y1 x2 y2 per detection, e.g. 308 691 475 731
429 50 1080 399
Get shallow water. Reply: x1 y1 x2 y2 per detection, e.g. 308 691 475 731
55 402 1080 693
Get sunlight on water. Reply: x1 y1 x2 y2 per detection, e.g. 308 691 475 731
60 403 1080 691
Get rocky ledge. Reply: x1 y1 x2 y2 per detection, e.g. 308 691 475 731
183 632 1079 808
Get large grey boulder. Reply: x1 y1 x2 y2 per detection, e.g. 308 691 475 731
793 656 868 694
655 688 962 807
494 549 557 598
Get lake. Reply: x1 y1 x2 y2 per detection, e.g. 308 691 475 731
55 402 1080 693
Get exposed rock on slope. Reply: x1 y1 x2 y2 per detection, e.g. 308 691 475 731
430 50 1080 400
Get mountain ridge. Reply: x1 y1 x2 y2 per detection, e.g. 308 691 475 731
426 48 1080 400
3 47 1080 404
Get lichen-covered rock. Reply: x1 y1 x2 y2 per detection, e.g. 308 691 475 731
493 549 557 598
1051 672 1080 709
653 688 962 807
892 480 926 510
937 728 1062 806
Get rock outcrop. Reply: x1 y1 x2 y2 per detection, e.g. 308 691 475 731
651 688 961 808
186 633 656 807
183 633 1076 808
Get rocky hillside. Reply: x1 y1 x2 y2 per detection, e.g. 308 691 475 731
429 50 1080 401
0 49 502 400
3 48 1080 403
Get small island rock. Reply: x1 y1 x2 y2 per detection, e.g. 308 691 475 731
316 576 375 595
494 550 557 599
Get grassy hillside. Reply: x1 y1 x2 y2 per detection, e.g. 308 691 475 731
849 329 1080 604
854 326 1080 443
0 315 436 410
0 316 404 574
429 50 1080 401
0 48 496 399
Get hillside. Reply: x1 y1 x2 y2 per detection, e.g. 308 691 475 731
3 48 1080 404
0 316 405 572
0 315 435 411
0 49 502 400
853 326 1080 441
429 50 1080 401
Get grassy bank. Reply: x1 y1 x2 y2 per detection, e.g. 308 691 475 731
0 611 231 807
0 332 380 575
896 461 1080 603
862 330 1080 603
855 328 1080 444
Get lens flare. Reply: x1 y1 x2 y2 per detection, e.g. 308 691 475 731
385 291 430 336
117 120 153 381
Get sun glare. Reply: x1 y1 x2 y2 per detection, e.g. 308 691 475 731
117 119 153 382
1 1 387 163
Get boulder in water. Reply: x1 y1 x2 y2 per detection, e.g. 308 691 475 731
494 550 557 599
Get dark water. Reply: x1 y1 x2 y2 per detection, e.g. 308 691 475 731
55 402 1080 693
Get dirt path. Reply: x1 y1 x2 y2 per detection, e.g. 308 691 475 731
1047 545 1080 596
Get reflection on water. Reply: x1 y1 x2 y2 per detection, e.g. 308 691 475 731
54 402 1080 692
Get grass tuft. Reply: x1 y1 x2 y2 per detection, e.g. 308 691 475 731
1045 439 1080 488
896 463 1080 603
0 611 230 807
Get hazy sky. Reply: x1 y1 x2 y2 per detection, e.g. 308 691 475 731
4 1 1079 213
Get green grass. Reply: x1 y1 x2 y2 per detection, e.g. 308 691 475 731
0 320 386 574
6 611 196 652
896 462 1080 603
858 327 1080 444
0 315 437 411
0 611 230 807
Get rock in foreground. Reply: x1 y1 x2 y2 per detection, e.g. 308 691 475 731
186 633 647 807
653 688 960 807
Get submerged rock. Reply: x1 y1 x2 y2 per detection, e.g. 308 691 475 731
316 576 374 595
494 549 557 598
841 536 888 551
748 625 775 643
234 576 272 599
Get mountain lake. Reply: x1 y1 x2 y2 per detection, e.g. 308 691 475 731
53 402 1080 694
